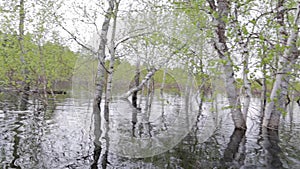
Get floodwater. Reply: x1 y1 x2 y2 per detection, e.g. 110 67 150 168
0 92 299 169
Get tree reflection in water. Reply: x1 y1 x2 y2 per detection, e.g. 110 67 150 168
91 104 109 169
261 128 283 168
1 95 299 168
221 129 246 168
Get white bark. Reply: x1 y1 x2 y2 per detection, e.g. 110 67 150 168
209 0 246 129
121 68 157 99
94 1 114 109
263 2 300 129
242 49 251 121
105 0 119 108
234 4 252 122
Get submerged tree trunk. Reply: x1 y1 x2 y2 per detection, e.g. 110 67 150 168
94 1 115 110
207 0 246 129
263 3 300 129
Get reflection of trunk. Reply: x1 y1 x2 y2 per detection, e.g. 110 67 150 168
121 68 157 99
18 0 29 110
94 1 114 110
91 106 102 169
100 145 109 168
263 4 300 129
142 98 152 137
261 128 283 168
160 95 167 131
122 99 140 137
221 129 246 168
10 115 21 169
159 69 167 131
105 1 119 110
101 109 109 169
132 58 141 108
131 107 138 137
208 0 246 129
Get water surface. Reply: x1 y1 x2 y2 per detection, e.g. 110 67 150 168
0 93 299 169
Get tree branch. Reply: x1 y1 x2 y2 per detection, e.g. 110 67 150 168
59 23 96 55
115 31 154 49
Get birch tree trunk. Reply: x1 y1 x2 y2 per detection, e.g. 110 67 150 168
94 1 114 110
207 0 246 129
263 2 300 129
234 5 252 121
105 0 119 110
242 48 251 121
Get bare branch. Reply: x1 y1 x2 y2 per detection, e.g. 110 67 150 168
59 24 96 55
115 31 154 49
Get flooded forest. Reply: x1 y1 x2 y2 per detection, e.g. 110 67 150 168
0 0 300 168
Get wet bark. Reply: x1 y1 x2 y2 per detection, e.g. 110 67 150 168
94 1 115 110
263 2 300 129
207 0 246 129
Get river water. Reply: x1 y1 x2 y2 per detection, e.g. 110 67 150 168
0 91 299 169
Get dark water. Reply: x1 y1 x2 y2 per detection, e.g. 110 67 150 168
0 92 299 169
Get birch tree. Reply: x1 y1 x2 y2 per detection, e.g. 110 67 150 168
263 2 300 129
207 0 246 129
94 0 115 110
104 0 120 110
